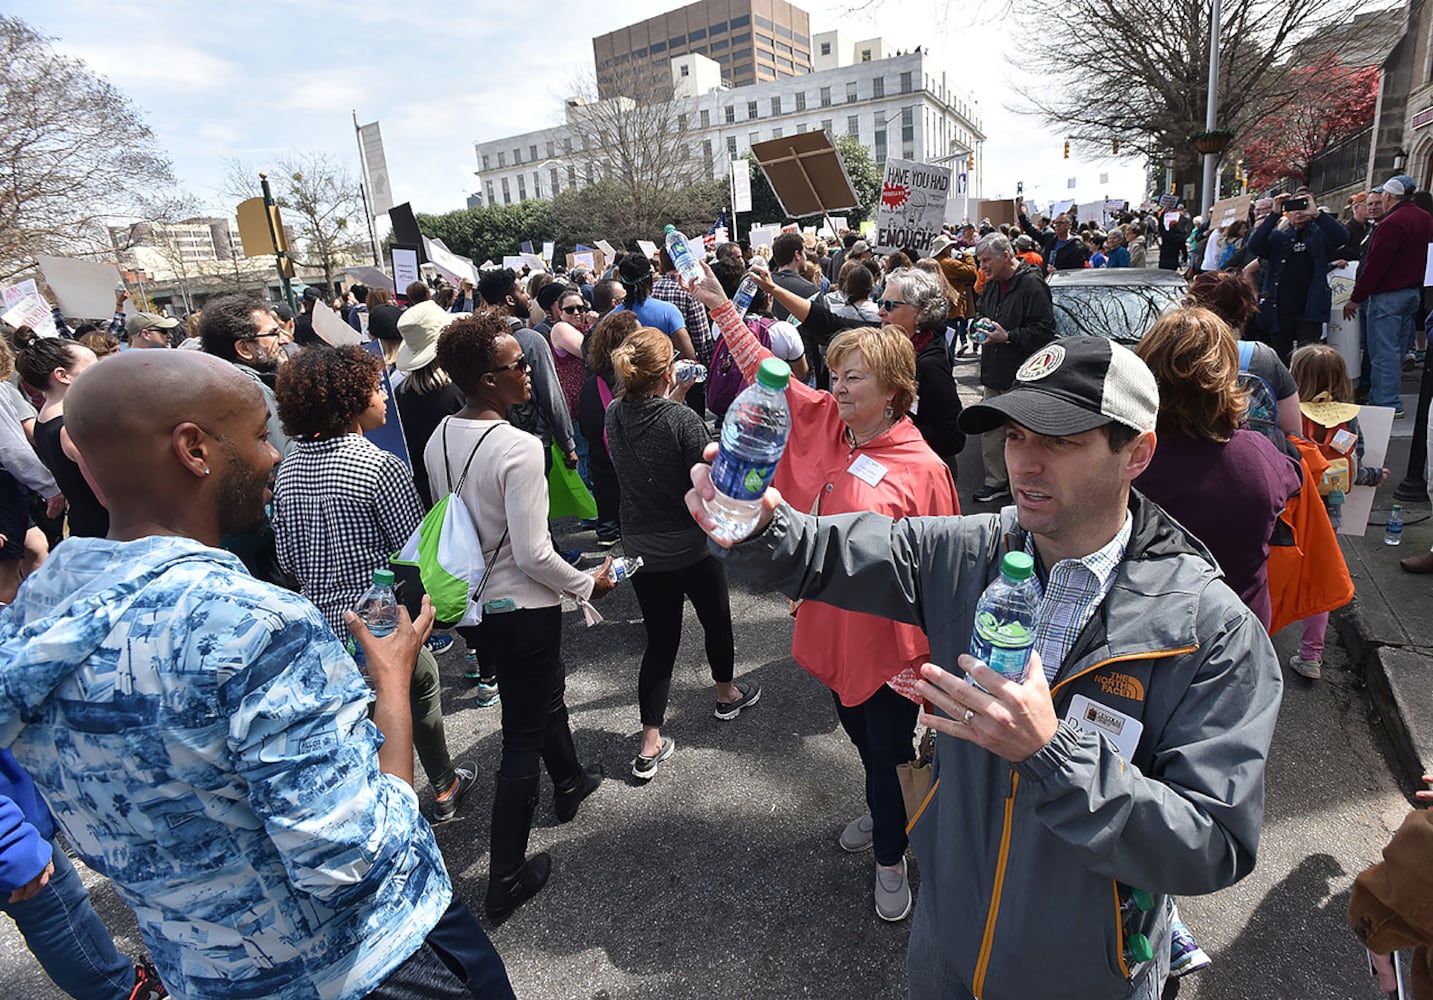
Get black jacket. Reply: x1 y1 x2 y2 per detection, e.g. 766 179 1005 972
913 336 965 459
1020 214 1088 271
975 264 1057 390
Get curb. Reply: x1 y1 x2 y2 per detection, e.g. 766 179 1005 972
1334 597 1433 785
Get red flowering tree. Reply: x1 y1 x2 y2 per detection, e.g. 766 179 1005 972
1242 53 1380 189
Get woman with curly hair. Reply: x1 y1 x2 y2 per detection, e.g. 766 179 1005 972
270 345 474 825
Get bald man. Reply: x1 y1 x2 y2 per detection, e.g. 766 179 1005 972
0 352 513 1000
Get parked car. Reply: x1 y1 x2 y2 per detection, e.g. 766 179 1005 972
1047 268 1187 344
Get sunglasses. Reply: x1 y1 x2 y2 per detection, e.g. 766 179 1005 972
560 305 586 315
877 299 908 311
487 358 531 376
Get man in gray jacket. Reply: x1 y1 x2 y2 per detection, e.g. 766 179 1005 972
686 336 1282 1000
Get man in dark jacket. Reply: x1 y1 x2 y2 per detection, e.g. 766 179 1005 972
972 233 1056 502
1345 175 1433 414
1020 212 1088 273
1246 191 1349 361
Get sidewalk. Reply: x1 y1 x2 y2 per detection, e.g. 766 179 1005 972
1331 374 1433 785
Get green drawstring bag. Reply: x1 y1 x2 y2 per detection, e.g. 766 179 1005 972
547 442 597 520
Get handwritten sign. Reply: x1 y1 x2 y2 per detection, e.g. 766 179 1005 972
1 294 58 339
875 158 953 254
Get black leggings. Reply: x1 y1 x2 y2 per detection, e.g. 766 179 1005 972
629 555 736 728
832 684 919 867
460 606 580 784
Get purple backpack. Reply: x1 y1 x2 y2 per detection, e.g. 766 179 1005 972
707 316 774 418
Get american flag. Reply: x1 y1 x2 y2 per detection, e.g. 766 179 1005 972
702 211 729 250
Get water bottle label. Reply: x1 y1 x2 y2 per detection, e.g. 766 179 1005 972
711 448 777 501
969 613 1034 682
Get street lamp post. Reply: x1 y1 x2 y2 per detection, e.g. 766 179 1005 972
1201 0 1223 215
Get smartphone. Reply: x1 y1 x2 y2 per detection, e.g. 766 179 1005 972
1285 196 1310 212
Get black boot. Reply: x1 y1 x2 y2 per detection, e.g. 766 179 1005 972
553 763 604 823
485 772 550 923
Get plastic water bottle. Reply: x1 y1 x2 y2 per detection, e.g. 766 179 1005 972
355 568 399 637
593 555 644 583
1385 504 1404 546
706 358 792 542
674 360 708 384
1327 489 1345 531
732 273 760 318
968 552 1040 682
664 225 704 282
969 317 996 344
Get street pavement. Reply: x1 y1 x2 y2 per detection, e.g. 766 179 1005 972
0 351 1426 999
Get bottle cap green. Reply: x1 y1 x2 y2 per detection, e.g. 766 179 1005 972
373 568 395 587
755 357 792 391
1001 551 1034 582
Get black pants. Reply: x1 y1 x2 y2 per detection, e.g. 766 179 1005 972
832 684 919 867
366 897 514 999
1274 314 1323 363
461 606 581 784
629 555 736 728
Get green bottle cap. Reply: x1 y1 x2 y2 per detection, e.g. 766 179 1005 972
1131 888 1154 912
373 568 395 587
664 224 676 234
1392 503 1402 512
756 357 792 390
1128 933 1154 963
1001 551 1034 582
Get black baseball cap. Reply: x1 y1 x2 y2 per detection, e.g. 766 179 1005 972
958 336 1159 437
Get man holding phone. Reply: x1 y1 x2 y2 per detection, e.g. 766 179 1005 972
1246 189 1349 361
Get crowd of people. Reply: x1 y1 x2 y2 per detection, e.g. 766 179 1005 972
0 166 1424 1000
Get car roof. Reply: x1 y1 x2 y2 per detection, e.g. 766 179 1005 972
1048 268 1187 287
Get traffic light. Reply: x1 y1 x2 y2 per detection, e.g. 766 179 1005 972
968 154 975 171
1063 140 1070 159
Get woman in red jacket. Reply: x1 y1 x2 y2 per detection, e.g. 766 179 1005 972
689 264 958 923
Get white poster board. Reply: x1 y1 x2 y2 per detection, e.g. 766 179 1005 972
572 251 595 271
3 279 39 311
732 162 752 214
1 295 58 339
874 158 953 254
1425 243 1433 287
392 247 420 292
309 300 362 347
501 255 524 272
594 240 616 259
35 255 128 320
635 239 658 259
749 224 781 249
521 252 547 272
1339 404 1396 536
421 236 478 286
1327 262 1361 379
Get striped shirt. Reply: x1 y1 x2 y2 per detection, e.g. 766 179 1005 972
1025 514 1132 681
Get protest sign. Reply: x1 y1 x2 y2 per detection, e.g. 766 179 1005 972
975 198 1019 227
595 240 617 258
859 220 876 239
570 251 595 271
732 162 753 213
1206 195 1252 231
1327 262 1361 378
522 253 548 272
751 131 859 218
1159 193 1179 209
3 279 39 311
310 300 362 347
392 247 420 292
388 204 424 261
501 255 524 272
749 224 780 250
2 295 58 339
636 240 658 259
422 236 478 286
1424 243 1433 287
1077 200 1106 226
542 241 555 264
1339 404 1395 536
35 256 128 320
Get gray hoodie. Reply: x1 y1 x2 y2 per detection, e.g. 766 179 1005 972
716 492 1281 1000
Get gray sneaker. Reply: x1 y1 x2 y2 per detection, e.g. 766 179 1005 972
839 813 874 853
874 859 912 922
1289 654 1322 680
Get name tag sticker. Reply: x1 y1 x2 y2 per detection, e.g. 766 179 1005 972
1329 428 1357 454
847 453 889 487
1064 694 1143 760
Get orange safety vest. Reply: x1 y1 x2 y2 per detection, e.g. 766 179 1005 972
1266 435 1355 636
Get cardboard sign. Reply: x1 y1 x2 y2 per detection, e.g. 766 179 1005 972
3 280 39 311
310 299 362 347
1207 195 1252 231
1 294 58 338
1339 404 1395 536
750 131 860 218
570 251 595 271
235 197 288 257
975 198 1020 227
1159 193 1179 209
35 255 128 320
392 247 420 292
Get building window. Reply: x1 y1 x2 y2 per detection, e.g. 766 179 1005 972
689 26 706 41
711 37 728 51
563 137 572 154
771 96 782 115
902 107 915 143
900 71 913 93
730 14 750 28
710 20 727 34
725 105 736 123
872 77 885 98
778 57 794 71
861 49 872 62
703 139 714 173
529 144 538 161
821 118 833 134
776 23 792 39
533 170 539 194
749 131 761 147
797 122 808 133
550 168 560 195
692 45 707 55
502 177 512 203
874 129 887 162
680 64 690 77
795 91 807 111
777 41 792 54
701 109 711 127
567 164 576 186
795 32 810 46
670 34 686 48
847 115 860 137
514 147 523 164
772 127 783 138
498 150 506 167
820 86 831 106
486 181 495 204
634 47 647 59
754 15 774 30
748 100 758 119
727 136 738 158
481 153 490 170
731 31 751 44
846 81 858 103
820 41 831 55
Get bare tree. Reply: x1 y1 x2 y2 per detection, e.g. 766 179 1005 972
1011 0 1378 206
0 15 177 281
224 152 367 290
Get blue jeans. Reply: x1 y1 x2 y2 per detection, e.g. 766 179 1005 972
0 839 133 999
1366 288 1419 410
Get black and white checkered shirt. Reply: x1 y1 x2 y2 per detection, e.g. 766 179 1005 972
653 274 714 366
272 435 423 635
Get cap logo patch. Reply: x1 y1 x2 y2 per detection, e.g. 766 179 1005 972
1017 344 1065 382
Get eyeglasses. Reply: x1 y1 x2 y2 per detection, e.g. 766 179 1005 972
877 299 908 311
486 358 531 376
248 329 283 341
560 305 586 315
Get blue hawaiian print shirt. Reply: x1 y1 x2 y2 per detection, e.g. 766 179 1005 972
0 536 451 1000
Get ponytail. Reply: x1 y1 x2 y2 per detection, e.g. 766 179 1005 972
611 327 674 398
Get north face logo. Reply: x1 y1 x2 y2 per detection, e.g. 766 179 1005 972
1094 672 1145 702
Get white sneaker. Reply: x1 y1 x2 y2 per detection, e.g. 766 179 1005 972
1289 654 1322 680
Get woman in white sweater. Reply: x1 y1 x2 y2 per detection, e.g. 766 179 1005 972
426 313 616 923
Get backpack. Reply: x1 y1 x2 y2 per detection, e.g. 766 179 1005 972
1301 409 1357 498
707 315 775 417
1236 342 1283 449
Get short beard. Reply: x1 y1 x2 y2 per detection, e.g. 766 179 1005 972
213 437 270 538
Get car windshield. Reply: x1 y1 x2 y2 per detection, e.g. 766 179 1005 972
1050 282 1184 344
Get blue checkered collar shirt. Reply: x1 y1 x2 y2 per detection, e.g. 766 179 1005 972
1023 513 1133 681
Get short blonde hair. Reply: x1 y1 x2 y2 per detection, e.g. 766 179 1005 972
826 325 917 417
1135 307 1248 442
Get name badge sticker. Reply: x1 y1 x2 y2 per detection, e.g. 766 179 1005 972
847 453 889 487
1064 693 1144 761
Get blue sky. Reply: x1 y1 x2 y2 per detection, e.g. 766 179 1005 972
13 0 1147 224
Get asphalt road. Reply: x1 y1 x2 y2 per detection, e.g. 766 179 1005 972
0 355 1421 998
